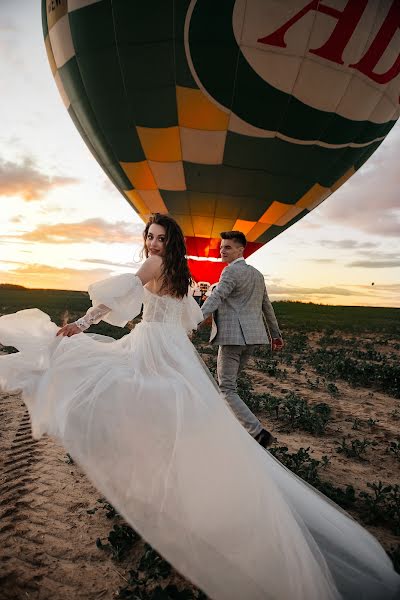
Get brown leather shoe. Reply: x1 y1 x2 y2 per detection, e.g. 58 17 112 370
254 428 275 449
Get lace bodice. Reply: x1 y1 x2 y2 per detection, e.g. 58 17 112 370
142 289 184 325
74 274 203 333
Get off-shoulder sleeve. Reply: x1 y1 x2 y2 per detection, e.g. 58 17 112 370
181 294 204 333
87 273 144 327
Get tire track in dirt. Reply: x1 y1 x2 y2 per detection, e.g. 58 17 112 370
0 393 124 599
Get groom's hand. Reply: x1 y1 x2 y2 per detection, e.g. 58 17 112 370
271 337 284 351
198 315 212 328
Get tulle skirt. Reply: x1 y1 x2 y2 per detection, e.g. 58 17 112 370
0 309 399 600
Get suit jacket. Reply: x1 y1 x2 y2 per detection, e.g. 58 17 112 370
201 260 281 345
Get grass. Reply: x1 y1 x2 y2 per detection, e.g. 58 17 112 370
0 286 132 339
273 301 400 335
2 287 400 337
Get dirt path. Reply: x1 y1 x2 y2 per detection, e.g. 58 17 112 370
0 393 123 600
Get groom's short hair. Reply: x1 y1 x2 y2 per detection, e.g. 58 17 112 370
220 230 247 248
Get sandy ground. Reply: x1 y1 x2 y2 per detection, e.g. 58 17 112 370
0 339 399 599
0 392 126 600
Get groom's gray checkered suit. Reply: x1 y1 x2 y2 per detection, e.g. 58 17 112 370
201 259 281 436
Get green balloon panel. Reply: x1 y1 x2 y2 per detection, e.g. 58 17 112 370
42 0 399 266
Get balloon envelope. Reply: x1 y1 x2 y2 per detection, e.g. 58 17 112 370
42 0 400 281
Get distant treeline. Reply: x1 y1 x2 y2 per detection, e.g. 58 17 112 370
0 284 27 290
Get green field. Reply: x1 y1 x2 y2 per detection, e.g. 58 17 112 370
0 286 127 339
1 286 399 336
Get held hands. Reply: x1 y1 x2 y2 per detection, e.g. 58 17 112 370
271 337 284 351
56 323 82 337
198 315 212 329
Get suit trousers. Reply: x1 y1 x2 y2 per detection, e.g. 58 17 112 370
217 345 263 437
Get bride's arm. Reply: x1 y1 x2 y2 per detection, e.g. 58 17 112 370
57 256 163 336
56 303 112 336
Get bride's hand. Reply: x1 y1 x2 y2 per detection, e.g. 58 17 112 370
56 323 81 337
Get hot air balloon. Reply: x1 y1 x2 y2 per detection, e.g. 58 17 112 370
42 0 400 282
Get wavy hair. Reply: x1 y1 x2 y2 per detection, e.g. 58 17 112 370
142 214 192 298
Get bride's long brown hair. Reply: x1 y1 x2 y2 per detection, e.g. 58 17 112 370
142 214 193 298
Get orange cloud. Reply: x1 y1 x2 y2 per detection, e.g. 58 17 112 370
1 263 113 291
16 219 143 244
267 282 400 307
0 158 79 201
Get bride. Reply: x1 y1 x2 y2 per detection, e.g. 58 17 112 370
0 213 399 600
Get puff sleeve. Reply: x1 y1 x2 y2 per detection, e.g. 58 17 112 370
86 273 144 327
181 294 204 333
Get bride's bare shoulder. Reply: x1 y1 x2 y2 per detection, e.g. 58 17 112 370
136 255 163 286
145 254 163 265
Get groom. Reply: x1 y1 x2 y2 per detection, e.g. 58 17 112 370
201 231 283 448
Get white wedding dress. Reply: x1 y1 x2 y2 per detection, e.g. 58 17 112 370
0 274 399 600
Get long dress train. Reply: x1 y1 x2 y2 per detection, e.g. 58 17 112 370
0 273 399 600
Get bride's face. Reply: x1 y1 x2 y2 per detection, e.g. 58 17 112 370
146 223 166 257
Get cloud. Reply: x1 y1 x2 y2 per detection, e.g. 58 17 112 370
0 259 26 266
307 258 335 263
268 284 356 297
13 219 144 244
0 263 113 291
353 283 400 293
345 249 400 268
319 240 378 250
294 220 322 230
317 124 400 237
81 258 141 268
357 250 400 259
0 158 79 201
348 260 400 268
265 275 400 307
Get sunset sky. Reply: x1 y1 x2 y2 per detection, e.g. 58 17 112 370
1 1 399 308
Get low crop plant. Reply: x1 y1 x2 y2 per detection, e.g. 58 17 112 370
294 359 304 374
306 376 320 390
336 437 376 460
284 333 308 353
359 482 400 535
259 392 332 435
270 446 356 509
255 357 286 379
307 347 400 398
326 382 339 396
117 581 205 600
244 392 278 414
96 497 120 519
277 393 331 435
137 545 172 581
317 481 357 509
269 446 325 487
96 524 139 561
116 546 206 599
387 439 400 460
